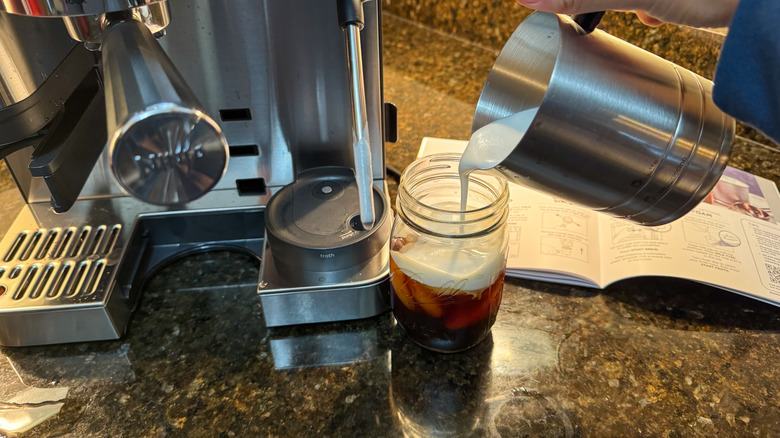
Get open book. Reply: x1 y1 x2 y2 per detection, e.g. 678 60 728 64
418 137 780 307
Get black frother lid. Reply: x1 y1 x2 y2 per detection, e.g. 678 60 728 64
265 167 390 275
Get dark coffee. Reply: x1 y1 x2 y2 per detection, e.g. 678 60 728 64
390 256 505 352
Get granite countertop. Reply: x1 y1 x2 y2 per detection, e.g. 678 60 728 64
2 7 780 438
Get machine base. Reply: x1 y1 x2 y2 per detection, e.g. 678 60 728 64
0 195 390 346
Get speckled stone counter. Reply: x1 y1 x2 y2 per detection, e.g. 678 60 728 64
1 9 780 438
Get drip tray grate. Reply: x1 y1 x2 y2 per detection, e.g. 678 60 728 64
0 206 130 346
0 203 267 346
0 224 120 306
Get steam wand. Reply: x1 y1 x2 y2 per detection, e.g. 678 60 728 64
338 0 375 230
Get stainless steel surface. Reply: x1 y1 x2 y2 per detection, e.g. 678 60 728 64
63 15 105 51
0 188 389 344
345 24 375 229
102 18 228 205
0 0 391 344
0 206 131 346
258 237 390 327
2 0 387 205
0 12 75 106
62 2 171 48
0 193 267 346
254 0 385 184
473 12 735 226
0 0 166 17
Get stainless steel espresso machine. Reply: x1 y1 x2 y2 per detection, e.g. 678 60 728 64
0 0 396 346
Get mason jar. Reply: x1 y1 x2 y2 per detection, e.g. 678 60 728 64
390 153 510 352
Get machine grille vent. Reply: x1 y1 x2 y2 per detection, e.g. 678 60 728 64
3 225 121 263
1 224 120 301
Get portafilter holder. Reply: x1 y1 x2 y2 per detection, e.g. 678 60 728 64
265 167 391 284
102 18 229 206
473 12 735 226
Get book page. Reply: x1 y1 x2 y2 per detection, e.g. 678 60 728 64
417 138 603 286
599 167 780 305
504 187 602 286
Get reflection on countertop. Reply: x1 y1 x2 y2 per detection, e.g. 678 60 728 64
1 9 780 438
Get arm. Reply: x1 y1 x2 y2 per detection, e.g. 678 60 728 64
713 0 780 145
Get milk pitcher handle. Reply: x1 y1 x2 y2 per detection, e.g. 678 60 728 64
573 11 605 33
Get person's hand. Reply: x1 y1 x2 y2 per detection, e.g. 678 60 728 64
514 0 739 28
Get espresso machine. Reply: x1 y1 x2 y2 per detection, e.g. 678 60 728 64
0 0 396 346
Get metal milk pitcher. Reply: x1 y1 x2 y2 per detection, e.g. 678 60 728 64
473 12 735 226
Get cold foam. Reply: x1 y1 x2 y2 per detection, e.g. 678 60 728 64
391 231 505 296
458 107 539 210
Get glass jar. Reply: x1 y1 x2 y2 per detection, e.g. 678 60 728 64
390 153 509 352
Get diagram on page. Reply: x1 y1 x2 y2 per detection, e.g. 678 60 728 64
610 223 671 244
542 212 587 236
681 219 742 249
540 236 588 262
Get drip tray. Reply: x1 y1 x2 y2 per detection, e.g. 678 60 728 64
0 207 132 346
0 204 267 346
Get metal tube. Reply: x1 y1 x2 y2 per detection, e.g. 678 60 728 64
345 23 375 229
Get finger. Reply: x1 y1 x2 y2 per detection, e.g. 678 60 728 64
514 0 652 15
634 10 664 26
514 0 739 28
643 0 738 27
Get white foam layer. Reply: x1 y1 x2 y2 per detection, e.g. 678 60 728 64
391 238 505 294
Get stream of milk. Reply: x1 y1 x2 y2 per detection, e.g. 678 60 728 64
458 107 539 211
390 108 540 292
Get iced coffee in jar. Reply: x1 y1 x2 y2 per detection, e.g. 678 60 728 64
391 153 509 352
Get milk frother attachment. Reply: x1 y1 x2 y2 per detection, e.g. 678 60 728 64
102 17 229 206
264 167 391 283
